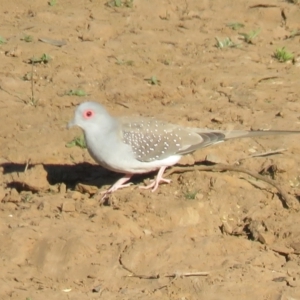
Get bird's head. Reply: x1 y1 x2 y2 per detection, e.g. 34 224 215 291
67 101 113 132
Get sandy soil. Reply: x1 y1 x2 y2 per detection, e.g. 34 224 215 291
1 0 300 299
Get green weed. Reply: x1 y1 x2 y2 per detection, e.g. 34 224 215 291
215 37 238 49
0 36 6 44
21 35 33 42
106 0 133 8
29 53 51 64
66 135 87 149
238 29 260 44
273 47 294 62
116 59 134 66
184 190 198 200
144 76 161 85
48 0 57 6
65 89 87 97
226 22 244 30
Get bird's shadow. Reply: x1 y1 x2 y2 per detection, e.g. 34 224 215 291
0 162 152 192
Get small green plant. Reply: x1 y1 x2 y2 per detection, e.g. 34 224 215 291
48 0 57 6
28 96 39 107
21 35 33 42
239 29 260 44
274 47 294 62
116 59 134 66
226 22 244 30
23 72 34 81
0 36 6 44
107 0 121 7
106 0 133 7
144 76 161 85
29 53 51 64
22 193 33 203
215 37 238 49
184 190 198 200
66 135 87 149
65 89 87 97
124 0 133 7
162 59 171 65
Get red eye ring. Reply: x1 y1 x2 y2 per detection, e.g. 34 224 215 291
83 109 94 119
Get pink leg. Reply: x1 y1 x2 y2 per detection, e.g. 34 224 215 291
139 166 171 192
101 174 133 200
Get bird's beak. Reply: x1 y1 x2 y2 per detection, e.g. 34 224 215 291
67 119 76 129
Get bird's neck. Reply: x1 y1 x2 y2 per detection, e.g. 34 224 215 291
83 118 120 146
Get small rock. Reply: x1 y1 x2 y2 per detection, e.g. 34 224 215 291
221 221 233 235
143 229 152 236
211 117 223 124
2 188 21 203
80 23 115 42
248 148 257 153
270 244 294 255
294 56 300 67
11 164 49 192
75 183 98 195
49 185 59 193
37 201 45 210
179 154 195 166
5 46 22 57
283 260 299 271
61 201 76 212
205 153 226 164
71 191 82 201
195 193 204 200
275 111 284 117
248 219 269 244
59 183 67 194
92 285 102 293
161 98 172 106
286 277 300 287
0 186 6 202
257 232 275 245
290 241 300 254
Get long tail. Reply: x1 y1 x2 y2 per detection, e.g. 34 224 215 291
222 130 300 140
177 128 300 155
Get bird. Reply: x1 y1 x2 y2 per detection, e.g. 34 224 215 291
68 101 300 199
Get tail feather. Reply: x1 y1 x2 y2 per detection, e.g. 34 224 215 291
223 130 300 140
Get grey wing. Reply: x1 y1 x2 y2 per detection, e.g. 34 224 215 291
119 117 226 162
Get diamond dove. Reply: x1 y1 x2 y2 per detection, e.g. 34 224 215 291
68 101 300 199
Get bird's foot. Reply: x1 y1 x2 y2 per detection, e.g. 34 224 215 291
139 166 170 192
100 182 133 198
98 174 133 204
140 177 171 192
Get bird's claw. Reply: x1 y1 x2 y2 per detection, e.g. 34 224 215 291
140 178 171 192
98 182 134 205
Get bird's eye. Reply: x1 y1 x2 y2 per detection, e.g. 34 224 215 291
83 110 94 119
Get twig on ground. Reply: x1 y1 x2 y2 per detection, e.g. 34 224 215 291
118 244 135 274
236 148 287 163
0 86 26 104
115 101 130 109
127 271 209 279
165 163 298 210
118 243 209 292
24 159 31 173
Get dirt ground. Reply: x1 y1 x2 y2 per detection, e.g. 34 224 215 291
1 0 300 299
